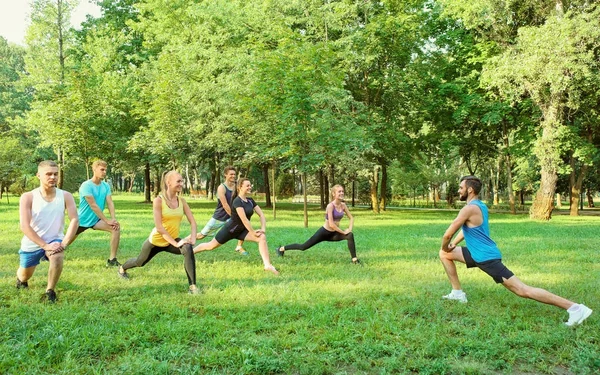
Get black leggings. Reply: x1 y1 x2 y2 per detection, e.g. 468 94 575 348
122 239 196 285
284 226 357 259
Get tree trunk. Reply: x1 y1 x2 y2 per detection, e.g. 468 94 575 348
272 162 276 220
57 147 65 189
328 164 335 188
144 163 151 203
351 176 356 208
505 152 516 214
568 152 588 216
263 164 272 208
530 105 561 220
153 168 160 197
492 159 500 206
319 169 326 209
586 189 595 208
184 163 191 195
370 165 380 213
128 174 135 193
302 172 308 228
206 164 218 200
379 162 387 211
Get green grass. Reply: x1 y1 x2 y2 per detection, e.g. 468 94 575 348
0 195 598 375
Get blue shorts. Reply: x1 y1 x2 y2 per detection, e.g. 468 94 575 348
19 239 62 268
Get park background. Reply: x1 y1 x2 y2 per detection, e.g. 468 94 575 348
1 0 599 374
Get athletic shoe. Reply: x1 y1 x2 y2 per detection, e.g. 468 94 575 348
235 247 249 256
44 289 57 303
118 266 130 280
442 291 468 303
264 265 280 275
188 285 201 295
106 258 121 267
16 277 29 289
352 258 362 266
565 304 593 326
275 246 285 257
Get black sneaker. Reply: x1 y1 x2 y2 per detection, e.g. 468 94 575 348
275 246 285 257
16 277 29 289
106 258 121 267
352 258 362 266
45 289 57 303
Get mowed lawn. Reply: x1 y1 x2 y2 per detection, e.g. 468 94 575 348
0 195 598 375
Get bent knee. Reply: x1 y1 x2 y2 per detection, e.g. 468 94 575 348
180 244 193 255
48 252 65 263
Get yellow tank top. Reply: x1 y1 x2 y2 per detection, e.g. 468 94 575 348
149 195 184 246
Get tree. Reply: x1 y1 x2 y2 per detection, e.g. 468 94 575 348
482 5 600 219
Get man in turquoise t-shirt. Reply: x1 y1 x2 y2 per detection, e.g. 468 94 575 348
438 176 592 326
73 160 121 267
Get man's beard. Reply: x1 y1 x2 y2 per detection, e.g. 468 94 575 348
459 193 467 201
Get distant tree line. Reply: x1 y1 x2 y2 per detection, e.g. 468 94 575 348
1 0 599 220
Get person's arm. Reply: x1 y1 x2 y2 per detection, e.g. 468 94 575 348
326 203 345 234
253 205 267 236
61 192 80 248
105 195 119 229
19 193 61 252
451 230 465 247
84 195 111 223
441 206 472 252
236 203 256 237
181 198 197 245
152 197 179 247
216 184 232 216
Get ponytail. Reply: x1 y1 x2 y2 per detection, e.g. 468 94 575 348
161 170 177 198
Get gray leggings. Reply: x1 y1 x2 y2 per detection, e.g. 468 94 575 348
122 239 196 285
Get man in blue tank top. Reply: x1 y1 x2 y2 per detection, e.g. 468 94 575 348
193 166 246 254
439 176 592 326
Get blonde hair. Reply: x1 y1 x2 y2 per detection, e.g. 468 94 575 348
161 170 179 197
330 184 343 201
92 160 107 169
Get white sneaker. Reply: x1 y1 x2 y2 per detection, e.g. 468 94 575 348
565 304 593 326
442 292 468 303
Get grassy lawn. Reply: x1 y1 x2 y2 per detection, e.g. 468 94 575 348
0 195 598 375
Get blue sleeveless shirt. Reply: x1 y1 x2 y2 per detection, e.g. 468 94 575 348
213 183 233 221
462 200 502 263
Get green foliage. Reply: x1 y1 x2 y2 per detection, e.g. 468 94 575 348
1 195 599 374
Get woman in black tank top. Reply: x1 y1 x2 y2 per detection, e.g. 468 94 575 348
192 178 279 275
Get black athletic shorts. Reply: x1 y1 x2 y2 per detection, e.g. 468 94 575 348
462 246 514 284
214 222 248 244
76 219 101 235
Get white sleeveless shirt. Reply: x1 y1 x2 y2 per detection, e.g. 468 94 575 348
20 188 65 252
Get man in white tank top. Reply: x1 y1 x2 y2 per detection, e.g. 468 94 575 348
17 160 79 303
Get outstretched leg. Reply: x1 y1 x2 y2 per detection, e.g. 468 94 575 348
193 238 222 253
282 227 332 252
501 276 574 309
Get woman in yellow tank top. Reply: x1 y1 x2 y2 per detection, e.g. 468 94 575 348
118 171 200 294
